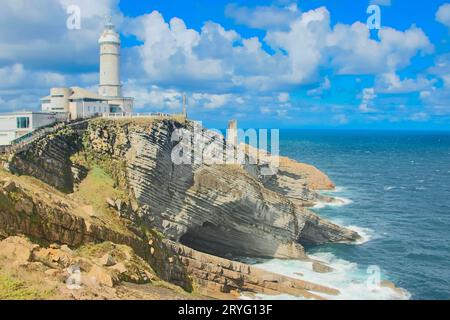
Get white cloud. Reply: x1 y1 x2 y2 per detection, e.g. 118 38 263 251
0 63 67 90
0 3 438 123
0 0 120 71
375 73 435 93
123 82 183 111
307 77 331 96
191 93 232 110
359 88 378 113
123 7 433 96
278 92 290 103
225 3 300 30
420 86 450 115
326 23 433 74
436 3 450 28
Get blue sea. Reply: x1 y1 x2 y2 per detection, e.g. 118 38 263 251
247 130 450 300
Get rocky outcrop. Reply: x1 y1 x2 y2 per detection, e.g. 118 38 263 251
3 118 359 261
0 175 191 291
241 144 335 205
165 240 339 300
82 119 359 259
0 236 203 300
6 124 87 193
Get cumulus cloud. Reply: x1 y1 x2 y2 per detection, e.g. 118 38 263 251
0 0 120 72
123 7 433 97
0 2 438 123
436 3 450 28
326 23 433 74
375 73 435 93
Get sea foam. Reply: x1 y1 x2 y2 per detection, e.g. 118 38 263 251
241 253 411 300
313 196 353 209
345 225 374 244
242 184 409 300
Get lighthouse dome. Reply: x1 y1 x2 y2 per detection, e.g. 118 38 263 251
99 17 120 45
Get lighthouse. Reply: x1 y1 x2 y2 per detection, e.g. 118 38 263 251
40 16 133 119
99 17 121 98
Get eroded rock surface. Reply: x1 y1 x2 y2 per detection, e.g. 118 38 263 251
4 118 360 260
83 119 359 258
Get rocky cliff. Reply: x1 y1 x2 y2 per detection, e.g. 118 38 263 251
4 118 358 261
0 171 192 292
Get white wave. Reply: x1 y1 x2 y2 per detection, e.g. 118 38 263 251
345 225 374 245
241 252 411 301
383 186 396 191
313 196 353 209
329 186 346 193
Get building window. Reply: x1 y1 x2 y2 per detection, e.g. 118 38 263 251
16 117 30 129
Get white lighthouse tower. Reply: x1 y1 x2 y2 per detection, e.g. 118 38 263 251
99 16 121 98
39 16 133 120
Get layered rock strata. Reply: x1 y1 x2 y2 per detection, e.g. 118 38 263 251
165 240 339 300
4 118 359 260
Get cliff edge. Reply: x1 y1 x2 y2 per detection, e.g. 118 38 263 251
0 117 365 299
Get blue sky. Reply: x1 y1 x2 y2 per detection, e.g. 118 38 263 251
1 0 450 129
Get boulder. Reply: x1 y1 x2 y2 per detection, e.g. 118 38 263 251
99 253 116 267
0 236 39 264
88 265 119 288
3 179 16 192
312 261 333 273
34 247 73 268
60 245 73 254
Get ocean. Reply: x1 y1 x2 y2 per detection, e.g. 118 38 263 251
245 130 450 300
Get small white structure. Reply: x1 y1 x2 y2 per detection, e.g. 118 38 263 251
40 17 133 120
0 112 57 146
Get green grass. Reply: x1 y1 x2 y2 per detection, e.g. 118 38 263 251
75 242 117 258
72 165 131 235
74 165 123 212
0 274 53 300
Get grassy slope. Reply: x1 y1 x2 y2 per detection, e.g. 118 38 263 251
71 165 132 236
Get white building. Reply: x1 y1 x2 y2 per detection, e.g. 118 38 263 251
41 87 111 121
40 17 133 119
0 112 57 146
